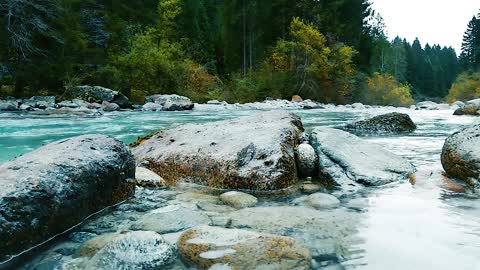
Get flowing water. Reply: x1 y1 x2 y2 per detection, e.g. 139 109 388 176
1 106 480 269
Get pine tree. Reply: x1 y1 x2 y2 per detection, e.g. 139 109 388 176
460 15 480 71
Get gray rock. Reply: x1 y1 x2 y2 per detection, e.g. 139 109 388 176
135 167 166 188
441 124 480 184
296 143 318 177
219 191 257 208
177 225 311 270
87 231 176 270
227 206 358 259
22 96 56 109
352 103 365 109
132 111 304 190
416 101 439 110
0 100 18 111
142 102 163 111
206 100 222 105
452 101 466 109
73 86 130 108
310 127 416 187
0 135 135 259
453 104 480 116
300 182 323 194
145 94 194 111
101 101 120 112
130 205 211 234
467 98 480 106
307 193 340 209
345 112 417 134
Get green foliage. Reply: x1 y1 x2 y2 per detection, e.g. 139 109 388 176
447 72 480 102
360 73 414 106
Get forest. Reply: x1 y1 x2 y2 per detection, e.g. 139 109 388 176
0 0 478 105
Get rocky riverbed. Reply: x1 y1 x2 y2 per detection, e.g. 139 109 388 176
1 100 480 270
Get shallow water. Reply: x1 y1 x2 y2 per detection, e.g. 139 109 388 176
1 106 480 269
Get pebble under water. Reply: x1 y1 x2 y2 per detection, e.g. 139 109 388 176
1 105 480 269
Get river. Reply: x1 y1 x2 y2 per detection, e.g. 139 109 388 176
1 105 479 269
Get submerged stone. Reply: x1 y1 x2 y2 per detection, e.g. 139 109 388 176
219 191 257 208
178 225 312 270
86 231 176 270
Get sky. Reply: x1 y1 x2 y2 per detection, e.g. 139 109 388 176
371 0 480 54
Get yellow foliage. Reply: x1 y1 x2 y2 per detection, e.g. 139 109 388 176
267 17 356 103
364 73 414 106
446 72 480 103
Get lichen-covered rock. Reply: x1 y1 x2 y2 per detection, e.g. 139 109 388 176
345 112 417 134
73 86 130 108
0 135 135 259
86 231 176 270
307 193 340 209
441 124 480 184
135 167 166 188
132 111 304 190
177 226 311 270
220 191 257 208
310 127 416 187
145 94 194 111
296 143 318 177
130 205 211 234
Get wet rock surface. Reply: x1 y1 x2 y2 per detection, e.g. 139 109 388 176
346 112 417 134
86 231 176 270
132 110 304 190
441 124 480 184
310 127 416 187
0 134 135 260
177 225 312 270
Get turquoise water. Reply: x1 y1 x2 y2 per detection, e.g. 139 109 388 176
2 106 480 269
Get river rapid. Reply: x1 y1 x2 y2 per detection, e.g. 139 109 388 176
1 105 479 269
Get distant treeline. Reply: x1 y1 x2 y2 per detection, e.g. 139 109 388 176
0 0 472 105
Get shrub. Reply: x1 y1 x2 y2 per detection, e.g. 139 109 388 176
361 73 414 106
447 72 480 103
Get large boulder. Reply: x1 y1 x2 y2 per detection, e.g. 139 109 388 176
0 135 135 259
177 225 312 270
132 111 304 190
441 124 480 185
145 94 194 111
467 98 480 106
73 86 130 108
310 127 415 187
345 112 417 134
